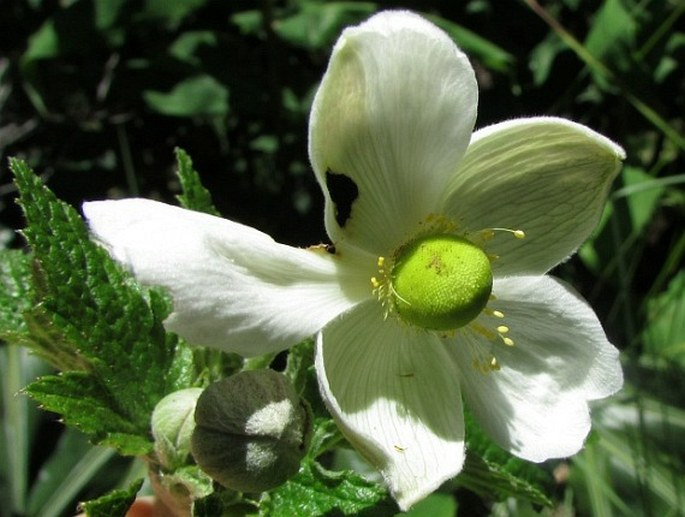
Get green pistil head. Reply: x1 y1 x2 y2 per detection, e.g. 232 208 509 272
391 234 492 330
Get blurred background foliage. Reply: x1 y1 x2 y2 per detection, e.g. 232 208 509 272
0 0 683 515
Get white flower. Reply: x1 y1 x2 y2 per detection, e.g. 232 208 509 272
83 11 624 510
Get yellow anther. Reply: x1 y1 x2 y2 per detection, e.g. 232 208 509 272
377 256 385 268
490 356 500 370
497 325 509 334
491 310 505 318
371 277 380 289
502 337 515 347
514 230 526 239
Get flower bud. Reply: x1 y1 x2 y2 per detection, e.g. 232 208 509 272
191 369 311 493
151 387 203 470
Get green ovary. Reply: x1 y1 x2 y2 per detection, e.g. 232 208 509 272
391 234 492 330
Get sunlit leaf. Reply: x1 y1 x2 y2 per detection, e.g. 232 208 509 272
78 478 143 517
273 2 377 50
425 14 515 73
144 75 229 117
169 31 218 66
10 158 195 453
174 147 220 216
401 493 457 517
143 0 206 27
259 460 394 517
643 271 685 363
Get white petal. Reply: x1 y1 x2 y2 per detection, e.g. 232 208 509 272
83 199 370 356
451 275 622 462
309 11 477 256
316 300 465 510
441 117 625 275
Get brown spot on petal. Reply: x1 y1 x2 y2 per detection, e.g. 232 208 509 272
326 170 358 228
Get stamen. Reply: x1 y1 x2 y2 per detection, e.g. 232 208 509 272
370 255 395 320
472 354 501 374
487 227 526 239
389 283 411 306
466 303 517 373
494 322 515 346
471 323 497 341
486 308 505 319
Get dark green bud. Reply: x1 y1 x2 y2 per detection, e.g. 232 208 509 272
191 369 311 493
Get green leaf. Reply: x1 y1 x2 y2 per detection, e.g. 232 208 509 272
0 345 51 515
584 0 637 90
573 423 685 515
25 373 152 455
283 338 315 397
0 250 32 337
424 14 515 73
193 491 257 516
27 429 108 516
273 2 377 50
457 454 552 508
259 461 394 517
616 166 666 234
10 158 195 453
585 0 636 64
460 412 552 506
21 19 60 66
655 33 685 83
308 418 344 459
169 31 218 66
93 0 127 30
159 465 215 501
142 0 207 27
283 339 330 426
529 32 569 86
643 271 685 363
78 478 144 517
401 493 457 517
231 10 263 37
28 430 118 517
144 75 229 117
579 166 669 276
175 147 221 216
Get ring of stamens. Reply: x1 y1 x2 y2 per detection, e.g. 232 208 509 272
371 216 525 374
